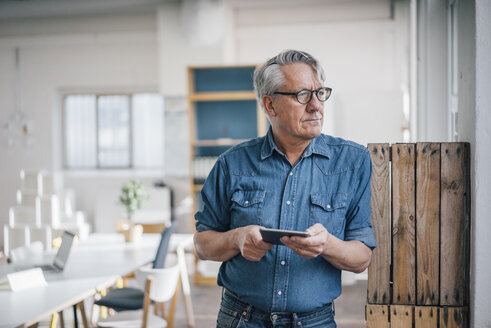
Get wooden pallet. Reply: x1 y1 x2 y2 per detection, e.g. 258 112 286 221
366 143 470 327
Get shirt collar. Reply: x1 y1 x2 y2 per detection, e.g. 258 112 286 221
261 128 331 160
260 128 277 160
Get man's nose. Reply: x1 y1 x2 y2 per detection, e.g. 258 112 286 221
306 94 323 112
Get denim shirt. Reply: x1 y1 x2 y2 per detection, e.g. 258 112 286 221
195 129 376 313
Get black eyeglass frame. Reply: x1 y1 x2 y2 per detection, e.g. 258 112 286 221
273 87 332 104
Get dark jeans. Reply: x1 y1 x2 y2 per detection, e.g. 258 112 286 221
217 289 336 328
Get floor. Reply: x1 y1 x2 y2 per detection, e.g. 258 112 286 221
173 279 368 328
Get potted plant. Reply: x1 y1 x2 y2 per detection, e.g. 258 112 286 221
119 180 148 242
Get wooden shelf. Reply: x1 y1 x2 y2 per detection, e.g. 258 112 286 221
192 184 203 191
188 65 265 285
192 139 249 147
189 91 256 101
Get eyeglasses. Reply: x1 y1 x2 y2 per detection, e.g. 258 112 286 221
273 87 332 104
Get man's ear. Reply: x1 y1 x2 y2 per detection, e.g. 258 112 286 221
262 95 277 117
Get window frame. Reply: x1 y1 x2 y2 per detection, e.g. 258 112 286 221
62 92 163 170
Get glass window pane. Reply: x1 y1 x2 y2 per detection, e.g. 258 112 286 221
97 95 130 168
64 95 97 168
132 94 164 168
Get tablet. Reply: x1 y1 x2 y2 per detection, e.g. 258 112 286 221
260 228 310 245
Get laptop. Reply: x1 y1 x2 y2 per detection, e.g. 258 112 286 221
15 231 75 273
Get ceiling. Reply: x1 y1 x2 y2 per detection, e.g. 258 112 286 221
0 0 388 21
0 0 177 21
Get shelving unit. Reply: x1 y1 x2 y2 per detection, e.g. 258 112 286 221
187 65 267 284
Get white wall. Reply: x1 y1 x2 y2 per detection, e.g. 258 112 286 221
234 0 409 146
1 1 410 245
158 0 409 145
462 0 491 326
157 2 224 96
0 14 161 244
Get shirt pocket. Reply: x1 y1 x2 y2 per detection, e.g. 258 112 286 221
309 193 348 237
229 190 266 229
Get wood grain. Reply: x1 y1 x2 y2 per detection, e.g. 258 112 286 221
392 144 416 304
367 144 391 304
440 306 468 328
414 306 438 328
416 143 441 305
391 305 413 328
440 143 470 306
366 304 389 328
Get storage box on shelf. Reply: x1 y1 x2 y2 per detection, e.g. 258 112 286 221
187 65 267 284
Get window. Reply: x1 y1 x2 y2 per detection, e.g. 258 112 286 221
64 93 164 169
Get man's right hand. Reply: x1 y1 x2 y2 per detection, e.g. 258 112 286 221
236 225 274 261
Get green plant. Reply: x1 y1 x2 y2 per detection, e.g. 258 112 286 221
119 180 148 218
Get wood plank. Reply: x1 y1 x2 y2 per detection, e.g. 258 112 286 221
414 306 438 328
367 144 391 304
366 304 389 328
391 305 413 328
392 144 416 304
440 143 470 306
440 306 468 328
416 143 441 305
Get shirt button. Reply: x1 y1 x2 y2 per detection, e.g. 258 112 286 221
280 260 286 265
245 201 249 205
286 200 291 205
277 291 282 296
326 204 331 209
272 314 278 320
289 172 293 176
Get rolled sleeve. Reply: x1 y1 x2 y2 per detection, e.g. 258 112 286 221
345 226 377 249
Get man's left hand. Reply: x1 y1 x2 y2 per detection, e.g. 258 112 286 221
280 223 330 259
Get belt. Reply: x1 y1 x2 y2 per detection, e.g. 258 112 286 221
222 288 334 323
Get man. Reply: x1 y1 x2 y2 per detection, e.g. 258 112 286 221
194 49 376 328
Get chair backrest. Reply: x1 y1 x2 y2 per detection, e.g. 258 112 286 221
9 241 44 263
36 194 60 227
3 225 30 257
20 169 43 194
16 189 38 207
29 226 53 251
9 206 38 227
152 221 177 269
136 264 180 303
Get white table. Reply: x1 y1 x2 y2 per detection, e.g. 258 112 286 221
0 233 195 328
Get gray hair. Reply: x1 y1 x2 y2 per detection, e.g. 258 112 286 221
253 49 326 112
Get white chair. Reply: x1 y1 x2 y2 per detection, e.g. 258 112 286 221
3 225 30 257
9 241 44 263
16 189 38 207
29 226 53 251
20 169 43 194
57 189 76 217
9 206 39 227
96 264 180 328
36 194 60 227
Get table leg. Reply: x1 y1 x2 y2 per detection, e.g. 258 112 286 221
59 311 65 328
73 305 78 328
77 301 90 328
177 246 195 328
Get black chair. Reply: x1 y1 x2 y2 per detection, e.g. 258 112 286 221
94 222 177 312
